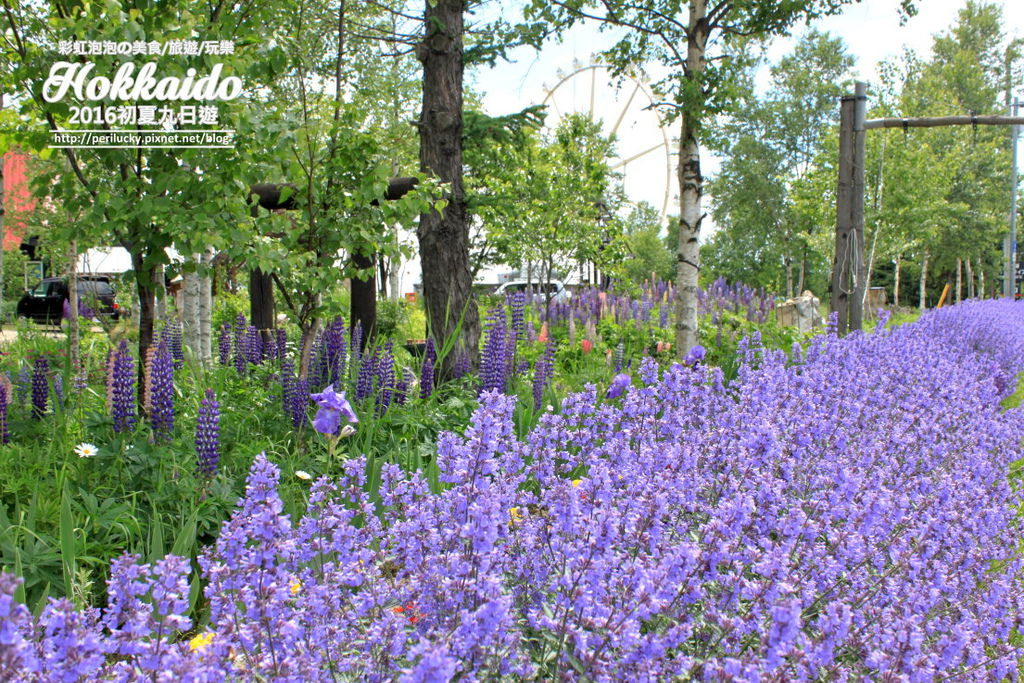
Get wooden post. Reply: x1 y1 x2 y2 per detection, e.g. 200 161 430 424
830 93 856 335
849 81 868 333
937 282 951 308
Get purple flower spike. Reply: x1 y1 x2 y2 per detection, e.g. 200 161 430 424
606 372 631 399
111 341 136 433
196 389 220 477
310 384 358 435
31 357 48 419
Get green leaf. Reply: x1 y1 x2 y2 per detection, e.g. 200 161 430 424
59 487 76 602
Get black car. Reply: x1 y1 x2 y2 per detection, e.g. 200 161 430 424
17 276 120 324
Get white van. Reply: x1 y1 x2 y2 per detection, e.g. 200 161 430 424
494 280 571 302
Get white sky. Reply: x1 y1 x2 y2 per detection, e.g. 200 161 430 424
469 0 1024 232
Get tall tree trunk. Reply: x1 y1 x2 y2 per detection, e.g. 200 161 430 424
978 258 985 298
153 264 166 326
131 249 157 407
966 257 975 299
416 0 480 377
250 268 275 342
918 249 929 311
955 258 962 303
893 253 901 307
351 251 376 349
674 0 708 358
796 246 806 295
784 237 793 298
200 248 213 365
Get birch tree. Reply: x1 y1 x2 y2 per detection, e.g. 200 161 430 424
527 0 917 357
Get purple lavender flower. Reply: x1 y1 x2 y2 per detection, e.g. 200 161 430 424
310 384 358 435
31 356 48 419
147 341 174 443
111 340 136 433
195 389 220 476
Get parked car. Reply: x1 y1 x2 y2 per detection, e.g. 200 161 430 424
494 279 571 302
17 276 120 324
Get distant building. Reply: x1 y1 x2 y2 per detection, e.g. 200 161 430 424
2 150 36 253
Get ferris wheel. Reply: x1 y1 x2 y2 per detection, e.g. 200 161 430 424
541 63 675 223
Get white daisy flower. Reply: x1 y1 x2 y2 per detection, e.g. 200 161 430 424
74 443 98 458
295 470 312 481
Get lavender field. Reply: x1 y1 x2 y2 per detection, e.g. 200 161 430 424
2 299 1023 680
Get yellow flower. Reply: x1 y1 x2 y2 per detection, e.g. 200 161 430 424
508 507 523 528
290 579 302 595
572 479 582 487
189 631 215 652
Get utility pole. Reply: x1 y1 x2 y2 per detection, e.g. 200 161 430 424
1010 97 1020 298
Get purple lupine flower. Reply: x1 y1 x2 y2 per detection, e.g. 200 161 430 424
355 346 376 402
218 323 231 366
350 320 363 369
606 372 631 399
310 384 358 435
420 346 436 400
325 317 347 387
195 389 220 477
453 350 471 379
532 341 555 410
53 375 64 408
148 341 174 443
161 323 184 370
376 341 395 414
233 314 247 375
30 356 48 420
395 369 414 407
479 309 508 395
0 384 9 444
111 340 136 433
280 358 296 419
290 377 309 429
510 290 526 336
424 336 437 367
15 367 29 407
275 328 288 362
245 325 262 366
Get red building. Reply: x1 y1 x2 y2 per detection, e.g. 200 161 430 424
2 150 35 251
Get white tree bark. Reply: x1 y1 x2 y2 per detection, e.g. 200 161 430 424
673 0 708 357
893 254 901 307
199 248 213 365
966 258 975 298
918 250 929 311
978 258 985 298
153 264 167 325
